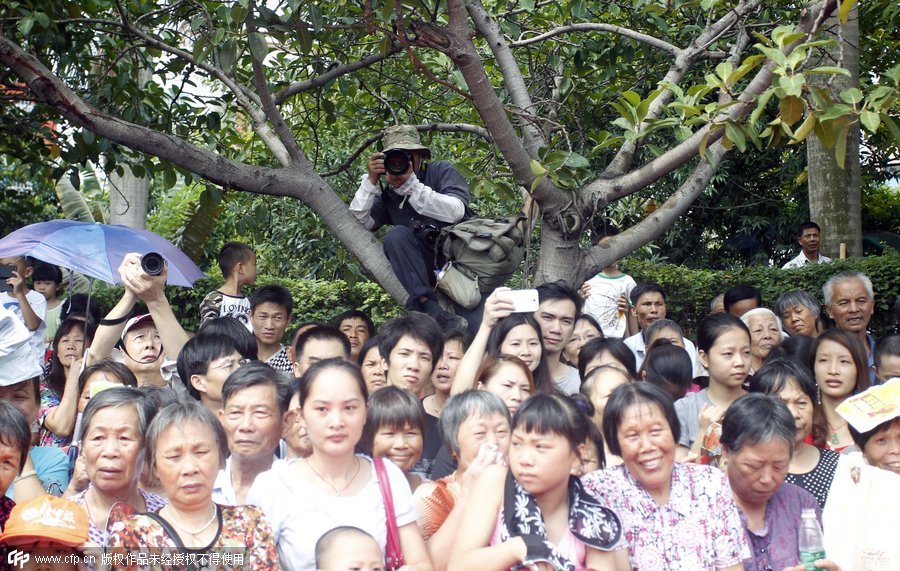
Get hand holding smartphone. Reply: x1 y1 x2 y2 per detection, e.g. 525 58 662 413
500 289 539 313
0 264 17 294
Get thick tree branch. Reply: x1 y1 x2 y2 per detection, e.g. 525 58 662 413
465 0 546 157
412 6 560 212
272 46 403 105
96 10 293 165
0 32 409 303
246 6 306 167
513 23 682 57
600 0 765 179
600 0 834 201
581 142 728 279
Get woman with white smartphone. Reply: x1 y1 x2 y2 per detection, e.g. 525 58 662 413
450 288 554 396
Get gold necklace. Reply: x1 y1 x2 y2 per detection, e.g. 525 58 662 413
306 457 361 496
164 504 218 536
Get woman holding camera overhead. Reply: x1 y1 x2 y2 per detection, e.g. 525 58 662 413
350 124 471 330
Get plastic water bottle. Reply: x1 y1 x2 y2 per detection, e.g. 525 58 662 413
798 508 826 570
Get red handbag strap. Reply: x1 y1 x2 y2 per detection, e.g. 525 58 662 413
373 457 403 568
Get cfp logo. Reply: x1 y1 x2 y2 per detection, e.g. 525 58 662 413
7 549 30 569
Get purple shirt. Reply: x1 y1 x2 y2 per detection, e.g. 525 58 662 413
739 483 821 571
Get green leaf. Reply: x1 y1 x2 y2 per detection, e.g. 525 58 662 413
755 45 787 67
834 120 849 169
778 75 805 98
530 160 547 177
839 88 864 105
779 96 805 125
33 12 50 28
805 66 851 76
838 0 858 24
792 112 816 142
18 16 34 35
249 32 268 62
750 88 775 124
859 110 880 133
622 91 641 107
562 152 590 168
163 167 177 191
725 123 746 152
881 114 900 145
819 103 852 122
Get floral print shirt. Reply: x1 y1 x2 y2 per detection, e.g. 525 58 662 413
70 487 168 546
107 504 278 570
38 377 70 448
582 463 750 570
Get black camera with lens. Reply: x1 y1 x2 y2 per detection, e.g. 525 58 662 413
411 220 440 245
141 252 166 276
383 149 411 176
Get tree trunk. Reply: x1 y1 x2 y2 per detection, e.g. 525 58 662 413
107 65 151 229
108 165 150 229
807 9 862 258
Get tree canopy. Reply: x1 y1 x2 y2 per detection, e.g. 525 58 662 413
0 0 896 300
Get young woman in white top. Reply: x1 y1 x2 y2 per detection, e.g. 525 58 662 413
249 359 432 571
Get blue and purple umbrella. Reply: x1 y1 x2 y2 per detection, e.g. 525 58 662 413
0 220 204 286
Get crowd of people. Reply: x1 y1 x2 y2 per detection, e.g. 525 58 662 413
0 231 898 571
0 127 897 570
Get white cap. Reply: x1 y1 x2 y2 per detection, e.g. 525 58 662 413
121 314 155 340
0 306 43 386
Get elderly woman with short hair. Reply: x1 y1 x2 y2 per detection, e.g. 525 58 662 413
741 308 783 374
108 402 278 567
775 291 821 338
583 382 749 570
413 390 510 571
68 386 165 548
722 393 822 571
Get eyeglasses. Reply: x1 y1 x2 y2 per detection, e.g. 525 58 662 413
208 358 250 372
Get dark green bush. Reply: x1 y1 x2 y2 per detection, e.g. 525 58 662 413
621 253 900 336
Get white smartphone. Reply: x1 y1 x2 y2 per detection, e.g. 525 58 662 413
503 289 539 313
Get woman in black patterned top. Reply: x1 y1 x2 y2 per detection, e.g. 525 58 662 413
749 358 838 507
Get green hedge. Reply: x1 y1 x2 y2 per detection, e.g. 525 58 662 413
88 253 898 337
621 253 900 336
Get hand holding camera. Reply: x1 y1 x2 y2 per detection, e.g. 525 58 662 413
367 150 414 187
118 252 168 302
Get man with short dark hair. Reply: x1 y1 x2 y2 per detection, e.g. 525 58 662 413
378 312 443 396
534 281 582 394
782 221 831 269
292 325 351 378
874 335 900 383
350 125 470 329
176 332 245 412
724 284 763 318
249 285 293 374
214 361 292 505
332 310 375 360
624 282 703 375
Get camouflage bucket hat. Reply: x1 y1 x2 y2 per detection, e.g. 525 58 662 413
382 125 431 157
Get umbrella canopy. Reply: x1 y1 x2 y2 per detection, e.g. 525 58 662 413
0 220 204 287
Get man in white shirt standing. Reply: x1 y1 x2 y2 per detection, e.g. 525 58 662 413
623 282 703 374
782 221 832 269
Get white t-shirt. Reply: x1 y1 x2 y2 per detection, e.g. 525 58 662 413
554 365 582 395
582 273 636 338
624 332 705 377
0 290 47 363
782 251 832 269
248 455 418 571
